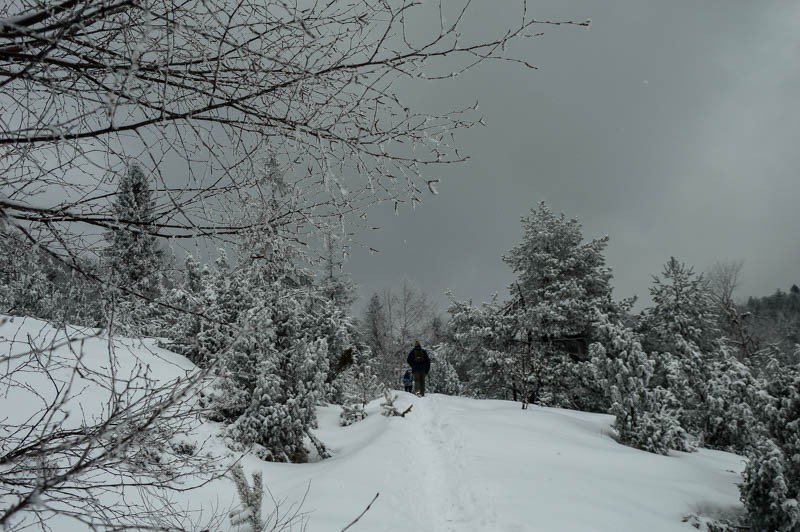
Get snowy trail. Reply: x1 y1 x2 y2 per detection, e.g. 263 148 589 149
405 394 496 531
275 392 744 532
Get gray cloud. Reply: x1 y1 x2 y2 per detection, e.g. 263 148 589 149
345 1 800 314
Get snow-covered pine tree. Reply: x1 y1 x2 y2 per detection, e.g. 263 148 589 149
380 388 401 417
739 365 800 530
346 362 384 408
639 257 721 440
699 352 763 453
214 283 332 462
158 255 209 363
0 233 55 319
207 224 337 461
102 162 165 334
445 295 518 400
0 228 105 326
425 345 463 396
590 314 685 455
194 251 251 367
105 162 163 295
339 401 368 427
741 439 800 532
318 234 357 310
361 293 391 380
641 257 719 355
501 202 619 407
315 234 363 403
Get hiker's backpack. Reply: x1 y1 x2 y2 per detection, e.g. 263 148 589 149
414 349 425 363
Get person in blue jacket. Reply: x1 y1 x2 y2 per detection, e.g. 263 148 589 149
406 340 431 397
402 368 413 393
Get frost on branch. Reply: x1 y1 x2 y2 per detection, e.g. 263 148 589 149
230 464 265 532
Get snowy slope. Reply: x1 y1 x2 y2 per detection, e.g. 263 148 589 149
268 397 745 532
0 317 745 531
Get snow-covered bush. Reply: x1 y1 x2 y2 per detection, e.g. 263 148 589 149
346 363 384 407
699 354 763 453
740 368 800 530
338 362 382 426
339 402 367 427
379 388 411 417
591 315 686 455
426 346 463 396
219 299 330 462
228 463 306 531
740 440 799 532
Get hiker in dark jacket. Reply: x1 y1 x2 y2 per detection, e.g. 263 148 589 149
406 341 431 397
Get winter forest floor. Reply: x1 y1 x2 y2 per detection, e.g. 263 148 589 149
1 317 745 532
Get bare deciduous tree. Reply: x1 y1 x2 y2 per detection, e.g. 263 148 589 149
0 317 228 530
362 279 437 385
706 260 759 360
1 0 586 265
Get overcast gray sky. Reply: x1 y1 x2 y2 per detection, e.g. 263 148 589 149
344 1 800 315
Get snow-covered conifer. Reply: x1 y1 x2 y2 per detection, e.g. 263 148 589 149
739 366 800 529
105 162 163 295
445 296 517 400
221 295 330 462
641 257 719 355
502 203 620 406
0 235 54 318
639 258 722 439
591 315 686 454
340 402 367 427
426 345 463 396
741 440 799 532
158 255 208 362
700 353 763 453
346 362 384 407
318 234 357 310
380 388 401 417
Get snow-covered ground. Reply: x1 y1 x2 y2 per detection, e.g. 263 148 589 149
1 317 745 531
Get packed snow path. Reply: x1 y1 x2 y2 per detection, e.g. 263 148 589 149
246 392 744 532
400 395 494 531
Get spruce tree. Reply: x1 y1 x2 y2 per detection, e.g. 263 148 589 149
210 230 339 461
640 257 720 440
641 257 719 354
105 162 162 295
